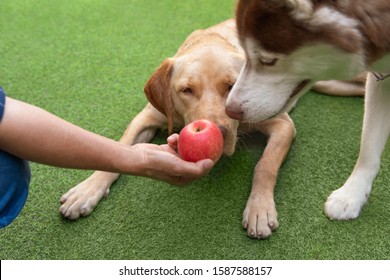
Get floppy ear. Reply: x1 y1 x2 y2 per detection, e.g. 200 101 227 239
144 58 175 135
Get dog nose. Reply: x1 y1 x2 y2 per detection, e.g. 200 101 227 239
225 108 243 120
218 125 228 139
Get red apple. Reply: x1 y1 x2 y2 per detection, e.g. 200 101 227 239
178 119 224 162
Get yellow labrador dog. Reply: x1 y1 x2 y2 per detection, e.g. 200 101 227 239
60 19 363 239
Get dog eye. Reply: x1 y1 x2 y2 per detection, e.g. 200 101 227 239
181 87 193 94
259 57 278 66
227 84 235 92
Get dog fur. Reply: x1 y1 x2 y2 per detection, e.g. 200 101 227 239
225 0 390 220
60 19 296 239
60 18 365 239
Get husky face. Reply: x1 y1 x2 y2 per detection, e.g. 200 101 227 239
226 0 365 122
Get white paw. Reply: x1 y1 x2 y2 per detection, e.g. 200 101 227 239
242 195 278 239
324 178 371 220
59 174 112 220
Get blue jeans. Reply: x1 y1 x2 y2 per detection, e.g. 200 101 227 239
0 151 30 228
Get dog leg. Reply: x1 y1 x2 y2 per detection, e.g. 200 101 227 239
60 104 167 219
312 80 365 96
325 73 390 220
242 113 296 239
312 72 366 97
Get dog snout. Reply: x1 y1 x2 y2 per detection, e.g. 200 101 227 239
218 125 228 139
225 107 243 120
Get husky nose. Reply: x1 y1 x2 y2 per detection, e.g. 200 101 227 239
218 125 228 139
225 108 243 120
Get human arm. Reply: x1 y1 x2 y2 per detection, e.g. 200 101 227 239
0 97 213 185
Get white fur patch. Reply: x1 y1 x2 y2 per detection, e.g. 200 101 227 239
311 6 359 31
325 73 390 220
226 37 365 122
285 0 314 21
371 54 390 73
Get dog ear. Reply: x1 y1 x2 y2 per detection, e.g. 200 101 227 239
144 58 175 135
286 0 314 21
271 0 314 20
272 0 362 53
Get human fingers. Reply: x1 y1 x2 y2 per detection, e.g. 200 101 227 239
167 133 179 151
132 143 215 185
170 158 214 180
161 159 214 186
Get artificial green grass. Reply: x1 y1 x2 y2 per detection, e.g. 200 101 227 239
1 0 389 260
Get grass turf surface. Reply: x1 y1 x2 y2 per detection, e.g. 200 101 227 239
1 0 389 260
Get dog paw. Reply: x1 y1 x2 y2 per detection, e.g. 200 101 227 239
242 195 278 239
59 174 112 220
324 178 371 220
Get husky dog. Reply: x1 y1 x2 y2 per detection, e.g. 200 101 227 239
226 0 390 220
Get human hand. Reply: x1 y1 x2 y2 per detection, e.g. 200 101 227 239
130 135 214 186
166 133 180 150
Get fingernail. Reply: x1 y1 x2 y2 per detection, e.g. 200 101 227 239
204 160 214 169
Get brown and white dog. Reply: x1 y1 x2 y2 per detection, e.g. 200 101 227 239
60 19 364 239
225 0 390 221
